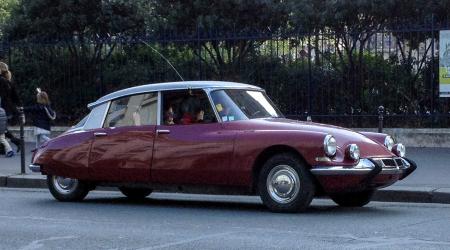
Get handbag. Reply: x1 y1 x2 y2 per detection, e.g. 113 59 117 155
44 106 56 120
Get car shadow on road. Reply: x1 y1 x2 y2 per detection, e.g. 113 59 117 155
38 194 406 217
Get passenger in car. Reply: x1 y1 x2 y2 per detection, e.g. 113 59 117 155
195 109 205 123
165 106 175 125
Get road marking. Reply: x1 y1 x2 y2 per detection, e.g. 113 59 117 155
136 232 235 250
0 215 123 226
345 235 450 249
19 236 77 250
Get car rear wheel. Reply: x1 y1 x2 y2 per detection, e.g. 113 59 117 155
47 175 90 202
330 190 374 207
258 153 315 213
119 187 152 200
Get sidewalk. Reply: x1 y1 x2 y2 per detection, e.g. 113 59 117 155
1 144 449 204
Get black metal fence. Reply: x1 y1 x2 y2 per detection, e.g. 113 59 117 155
1 23 450 128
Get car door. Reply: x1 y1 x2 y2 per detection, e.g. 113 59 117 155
88 92 158 182
151 89 236 185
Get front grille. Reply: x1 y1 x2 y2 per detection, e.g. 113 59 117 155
373 157 405 168
382 159 396 168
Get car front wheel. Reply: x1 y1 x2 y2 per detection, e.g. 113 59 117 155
330 190 374 207
47 175 90 202
119 187 152 200
258 153 315 213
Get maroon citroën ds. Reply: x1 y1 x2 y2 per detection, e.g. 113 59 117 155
30 81 416 212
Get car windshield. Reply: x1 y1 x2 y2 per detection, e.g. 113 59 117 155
210 89 283 121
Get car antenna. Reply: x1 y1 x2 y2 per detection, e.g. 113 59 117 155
139 39 185 82
104 33 185 82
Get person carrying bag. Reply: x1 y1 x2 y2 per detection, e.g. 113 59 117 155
25 89 56 148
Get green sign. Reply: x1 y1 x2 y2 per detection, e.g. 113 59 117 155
440 30 450 97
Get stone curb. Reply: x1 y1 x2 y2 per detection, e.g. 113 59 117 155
5 174 48 189
0 175 7 187
1 174 450 204
372 186 450 204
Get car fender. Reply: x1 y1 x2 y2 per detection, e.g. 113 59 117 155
33 130 94 179
230 130 328 186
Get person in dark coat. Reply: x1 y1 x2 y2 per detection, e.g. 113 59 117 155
25 89 56 148
0 98 14 157
0 62 22 154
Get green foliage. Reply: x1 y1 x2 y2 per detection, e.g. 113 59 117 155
0 0 18 37
154 0 289 33
152 0 290 78
5 0 144 40
1 0 449 127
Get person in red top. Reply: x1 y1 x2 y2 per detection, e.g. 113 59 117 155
178 91 204 125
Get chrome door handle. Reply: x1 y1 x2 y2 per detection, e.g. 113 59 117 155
94 132 107 137
156 129 171 135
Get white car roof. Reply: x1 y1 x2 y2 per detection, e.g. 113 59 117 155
87 81 262 109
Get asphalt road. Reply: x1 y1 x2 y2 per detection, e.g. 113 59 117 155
398 147 450 188
1 188 450 250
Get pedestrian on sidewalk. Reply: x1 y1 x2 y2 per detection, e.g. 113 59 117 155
25 89 56 148
0 98 14 157
0 62 22 154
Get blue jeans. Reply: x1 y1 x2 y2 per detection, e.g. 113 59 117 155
0 134 13 154
36 134 51 148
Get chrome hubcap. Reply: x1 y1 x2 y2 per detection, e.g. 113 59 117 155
267 165 300 204
52 176 78 194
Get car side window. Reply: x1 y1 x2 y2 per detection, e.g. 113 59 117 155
104 92 158 128
162 89 217 125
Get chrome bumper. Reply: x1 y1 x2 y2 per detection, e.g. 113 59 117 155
311 157 416 178
28 164 41 173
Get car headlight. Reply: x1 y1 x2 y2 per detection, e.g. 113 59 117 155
346 144 360 160
324 135 337 157
384 136 394 151
392 143 406 157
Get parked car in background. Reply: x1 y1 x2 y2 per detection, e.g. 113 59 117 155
29 81 416 212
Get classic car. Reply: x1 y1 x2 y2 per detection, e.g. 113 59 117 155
29 81 416 212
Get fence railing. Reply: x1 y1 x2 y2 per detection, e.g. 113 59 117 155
1 24 450 128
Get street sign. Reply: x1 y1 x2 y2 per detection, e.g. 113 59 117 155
439 30 450 97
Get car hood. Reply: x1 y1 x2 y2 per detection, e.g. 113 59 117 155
232 118 394 158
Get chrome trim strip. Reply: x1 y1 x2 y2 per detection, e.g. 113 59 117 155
380 168 401 175
93 132 107 137
28 164 41 173
311 158 408 176
157 91 162 125
311 167 373 176
100 101 111 128
311 159 375 176
315 156 332 162
205 88 222 123
156 129 171 135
